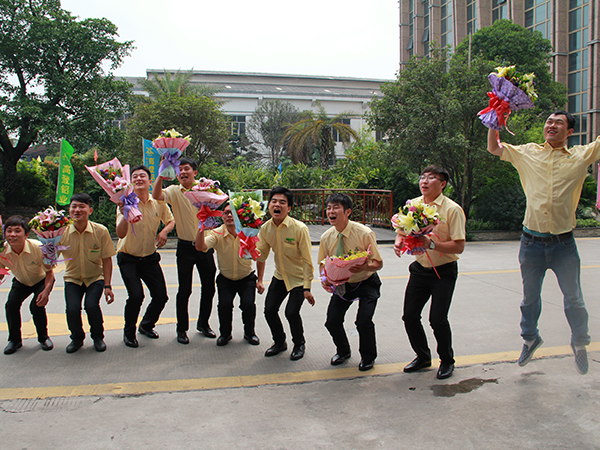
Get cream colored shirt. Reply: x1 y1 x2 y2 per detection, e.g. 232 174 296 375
116 197 174 257
59 222 116 286
501 137 600 234
256 216 314 290
1 239 48 286
164 184 199 241
414 194 465 268
204 225 253 281
318 220 382 283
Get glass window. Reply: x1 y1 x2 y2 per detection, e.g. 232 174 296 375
569 94 581 113
535 23 546 38
569 0 581 8
582 69 587 91
583 5 589 27
569 72 581 92
569 52 581 71
568 135 580 147
569 31 581 51
525 10 534 27
535 4 546 22
526 0 534 8
422 28 429 42
569 9 581 30
407 37 414 50
581 114 587 133
581 93 587 111
582 49 588 68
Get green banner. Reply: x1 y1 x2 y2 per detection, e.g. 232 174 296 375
56 139 75 205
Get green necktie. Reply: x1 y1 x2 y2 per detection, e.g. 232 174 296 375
336 232 345 257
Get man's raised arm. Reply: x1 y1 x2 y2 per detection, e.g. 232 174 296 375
487 128 504 157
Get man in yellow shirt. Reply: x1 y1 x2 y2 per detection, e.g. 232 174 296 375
488 110 599 375
256 187 315 361
59 193 116 353
153 157 217 345
116 165 175 348
1 216 55 354
319 194 383 371
195 203 264 346
394 166 466 380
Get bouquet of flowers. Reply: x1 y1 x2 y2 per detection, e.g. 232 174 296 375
184 177 228 231
392 199 441 255
229 190 267 260
28 207 73 265
153 129 191 181
321 247 371 299
85 157 142 224
478 66 537 131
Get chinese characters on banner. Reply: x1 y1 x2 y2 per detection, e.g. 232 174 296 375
55 139 75 205
143 138 161 193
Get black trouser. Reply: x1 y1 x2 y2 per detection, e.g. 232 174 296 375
176 239 216 332
118 252 169 339
264 277 306 346
65 280 105 342
325 273 381 363
5 278 49 344
216 272 257 338
403 261 458 365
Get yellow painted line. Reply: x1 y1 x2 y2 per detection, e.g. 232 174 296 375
0 342 597 401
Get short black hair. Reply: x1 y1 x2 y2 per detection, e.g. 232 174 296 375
551 110 576 130
269 186 293 205
179 157 197 171
326 193 352 211
5 215 30 234
131 164 151 178
421 165 449 184
70 193 93 207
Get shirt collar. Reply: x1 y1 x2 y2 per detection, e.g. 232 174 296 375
68 222 93 235
421 193 445 206
543 141 572 154
5 239 33 255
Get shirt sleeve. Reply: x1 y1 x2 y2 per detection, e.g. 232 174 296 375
204 230 218 250
447 204 467 241
298 225 314 289
160 202 174 224
256 228 270 263
364 231 382 263
100 226 117 258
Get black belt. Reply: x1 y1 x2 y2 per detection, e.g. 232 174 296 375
178 238 195 246
522 231 573 243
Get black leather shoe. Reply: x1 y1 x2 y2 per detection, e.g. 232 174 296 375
403 357 432 373
331 352 351 366
265 342 287 357
40 337 53 351
4 341 22 355
124 336 139 348
197 325 216 339
359 359 375 371
244 334 260 345
437 363 455 380
93 339 107 352
216 335 232 346
290 344 305 361
138 326 159 339
177 331 189 344
66 340 83 354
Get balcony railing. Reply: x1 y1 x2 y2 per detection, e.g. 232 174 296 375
258 189 394 229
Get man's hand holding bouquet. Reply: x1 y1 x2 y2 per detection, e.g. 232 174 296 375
28 207 72 265
153 129 190 181
85 158 143 224
320 247 371 300
183 177 228 231
229 190 266 260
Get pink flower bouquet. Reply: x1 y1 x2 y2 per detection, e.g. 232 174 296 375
28 207 72 265
85 158 142 224
183 177 228 231
392 199 440 255
321 248 371 301
153 129 191 181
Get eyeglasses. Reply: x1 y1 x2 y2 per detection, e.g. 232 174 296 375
419 175 443 182
222 210 233 216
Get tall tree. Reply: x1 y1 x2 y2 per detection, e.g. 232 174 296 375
283 102 358 170
246 100 302 167
0 0 133 193
139 69 221 100
123 93 230 165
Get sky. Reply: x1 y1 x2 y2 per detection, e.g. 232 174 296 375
60 0 400 81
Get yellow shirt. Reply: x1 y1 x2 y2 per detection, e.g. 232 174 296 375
59 222 116 286
116 197 174 257
1 239 48 286
501 137 600 234
318 220 382 283
204 225 253 281
256 216 314 290
414 193 466 268
164 184 199 241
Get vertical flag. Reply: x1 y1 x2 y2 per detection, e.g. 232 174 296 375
94 148 98 164
143 138 161 193
56 139 75 205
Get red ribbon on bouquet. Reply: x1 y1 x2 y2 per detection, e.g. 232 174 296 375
238 231 260 260
478 92 511 128
400 235 441 279
196 205 223 231
0 267 9 285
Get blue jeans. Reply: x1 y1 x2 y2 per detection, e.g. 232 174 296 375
518 234 590 346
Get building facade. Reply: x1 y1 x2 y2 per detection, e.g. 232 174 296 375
399 0 599 146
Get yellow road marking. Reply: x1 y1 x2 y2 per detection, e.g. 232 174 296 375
0 342 597 401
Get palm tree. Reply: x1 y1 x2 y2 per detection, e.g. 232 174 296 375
139 69 221 99
282 102 358 169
